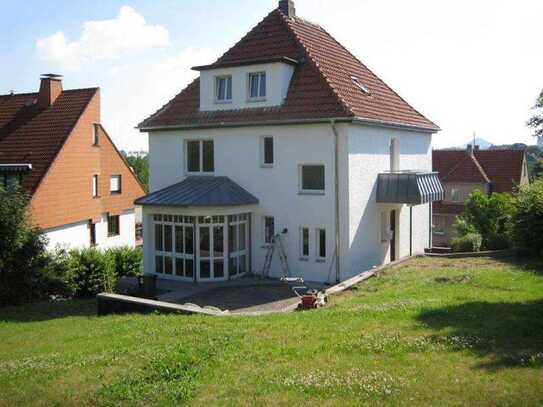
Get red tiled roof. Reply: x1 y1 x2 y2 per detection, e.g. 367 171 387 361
140 9 438 131
433 201 465 215
433 149 526 193
0 88 98 193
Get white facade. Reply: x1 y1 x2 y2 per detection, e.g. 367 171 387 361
146 122 434 283
44 209 136 250
199 62 295 111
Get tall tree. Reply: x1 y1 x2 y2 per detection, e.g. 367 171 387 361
527 89 543 143
123 152 149 192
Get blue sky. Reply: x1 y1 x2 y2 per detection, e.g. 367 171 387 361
1 0 542 152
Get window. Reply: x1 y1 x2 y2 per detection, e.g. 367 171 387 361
248 72 266 100
92 124 98 146
300 165 325 194
107 214 120 237
451 188 461 202
186 140 214 173
110 175 121 193
433 216 446 236
92 175 98 198
316 229 326 260
351 76 371 95
215 76 232 102
263 216 275 245
261 136 274 167
89 221 97 246
390 138 400 172
300 227 309 259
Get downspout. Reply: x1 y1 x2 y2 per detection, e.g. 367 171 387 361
409 206 413 256
330 120 341 284
429 202 433 249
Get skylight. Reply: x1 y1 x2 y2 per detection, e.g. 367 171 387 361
351 76 371 95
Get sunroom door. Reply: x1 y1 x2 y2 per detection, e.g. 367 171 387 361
197 216 227 281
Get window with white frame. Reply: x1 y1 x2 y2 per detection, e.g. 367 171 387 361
110 175 121 193
107 214 120 237
215 76 232 102
300 227 309 259
228 214 249 277
263 216 275 245
92 175 98 198
316 228 326 260
154 215 195 278
300 165 325 194
186 140 214 173
451 188 461 202
261 136 274 167
248 72 266 100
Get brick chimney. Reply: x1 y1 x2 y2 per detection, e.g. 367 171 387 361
279 0 296 18
38 74 63 109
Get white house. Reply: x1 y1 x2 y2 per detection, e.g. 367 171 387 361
136 0 443 284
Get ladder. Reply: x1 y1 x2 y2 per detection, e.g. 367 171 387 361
261 233 290 279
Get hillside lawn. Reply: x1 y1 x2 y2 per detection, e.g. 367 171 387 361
0 256 542 406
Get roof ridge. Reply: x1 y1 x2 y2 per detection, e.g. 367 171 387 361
0 91 38 98
469 153 490 183
282 13 354 116
302 18 438 129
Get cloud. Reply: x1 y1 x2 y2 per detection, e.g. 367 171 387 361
36 6 169 70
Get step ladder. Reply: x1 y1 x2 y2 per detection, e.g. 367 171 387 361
261 232 290 279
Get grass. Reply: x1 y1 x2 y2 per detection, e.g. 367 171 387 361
1 256 542 406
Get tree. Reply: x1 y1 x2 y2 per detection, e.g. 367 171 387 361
124 151 149 192
513 179 543 256
527 89 543 143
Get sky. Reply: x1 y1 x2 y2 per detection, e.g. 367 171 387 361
0 0 542 152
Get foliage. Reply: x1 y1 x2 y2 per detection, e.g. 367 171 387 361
1 257 542 405
513 179 543 256
452 217 477 237
527 88 543 140
456 190 515 250
123 151 149 192
451 233 483 253
106 246 143 278
0 189 50 306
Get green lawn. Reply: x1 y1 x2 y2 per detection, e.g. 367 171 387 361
1 257 542 406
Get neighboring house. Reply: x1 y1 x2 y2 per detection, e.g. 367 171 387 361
0 74 146 249
135 0 443 284
432 145 529 246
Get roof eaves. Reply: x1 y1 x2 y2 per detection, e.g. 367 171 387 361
192 56 299 71
352 117 440 133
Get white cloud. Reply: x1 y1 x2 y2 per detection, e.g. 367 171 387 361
36 6 169 70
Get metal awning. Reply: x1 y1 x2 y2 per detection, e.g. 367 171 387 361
0 164 32 173
135 176 259 208
376 171 443 205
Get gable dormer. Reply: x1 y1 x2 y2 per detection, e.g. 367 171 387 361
192 57 297 112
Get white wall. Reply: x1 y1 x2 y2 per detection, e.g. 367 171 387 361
346 124 433 278
147 123 348 283
199 62 295 111
44 209 136 250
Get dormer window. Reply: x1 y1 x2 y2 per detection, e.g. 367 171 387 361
215 76 232 102
248 72 266 100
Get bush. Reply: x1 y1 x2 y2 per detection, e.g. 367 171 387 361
40 248 76 298
107 246 143 278
456 190 515 250
451 233 483 253
513 179 543 256
68 248 116 298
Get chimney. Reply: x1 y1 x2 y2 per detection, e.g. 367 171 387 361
38 74 63 109
279 0 296 18
467 144 474 156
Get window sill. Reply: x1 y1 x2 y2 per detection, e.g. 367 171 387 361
298 191 325 196
260 163 274 168
108 234 120 238
316 258 326 263
214 100 232 105
247 98 267 103
110 191 122 195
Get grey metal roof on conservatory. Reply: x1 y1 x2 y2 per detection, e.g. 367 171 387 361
135 176 259 208
376 171 444 205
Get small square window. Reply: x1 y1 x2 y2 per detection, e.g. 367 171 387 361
300 165 325 194
263 216 275 245
248 72 266 100
107 214 120 237
110 175 122 193
261 136 274 167
216 76 232 102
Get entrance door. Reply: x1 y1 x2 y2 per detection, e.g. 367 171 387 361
390 210 397 262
